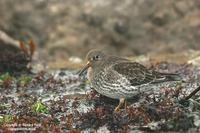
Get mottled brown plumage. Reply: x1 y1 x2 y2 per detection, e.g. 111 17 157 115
79 49 181 111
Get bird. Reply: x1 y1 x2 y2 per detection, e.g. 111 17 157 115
79 49 181 111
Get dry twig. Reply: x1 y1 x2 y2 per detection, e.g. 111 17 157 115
0 30 19 48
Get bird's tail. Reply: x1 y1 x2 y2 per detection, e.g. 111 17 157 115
152 71 182 83
163 73 182 81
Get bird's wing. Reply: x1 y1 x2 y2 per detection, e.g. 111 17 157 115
112 62 181 86
112 62 156 86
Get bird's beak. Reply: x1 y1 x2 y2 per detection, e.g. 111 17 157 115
79 61 91 76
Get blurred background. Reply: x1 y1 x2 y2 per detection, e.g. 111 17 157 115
0 0 200 69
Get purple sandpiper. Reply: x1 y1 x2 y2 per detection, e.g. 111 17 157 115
79 49 181 111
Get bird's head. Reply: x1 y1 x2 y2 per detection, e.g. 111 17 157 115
79 49 106 76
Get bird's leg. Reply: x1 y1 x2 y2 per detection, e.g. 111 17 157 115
151 88 156 102
114 99 125 111
124 99 127 109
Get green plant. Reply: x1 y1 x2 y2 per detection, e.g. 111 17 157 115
0 115 12 123
18 75 31 84
176 81 182 86
0 72 13 81
31 102 47 113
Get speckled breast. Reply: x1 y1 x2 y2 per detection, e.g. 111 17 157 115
89 68 140 99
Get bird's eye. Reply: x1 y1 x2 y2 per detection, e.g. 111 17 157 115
95 55 99 59
91 55 99 60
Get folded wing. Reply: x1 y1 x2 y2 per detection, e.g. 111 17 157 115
112 62 181 86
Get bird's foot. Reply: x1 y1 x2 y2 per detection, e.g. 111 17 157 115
114 99 127 111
